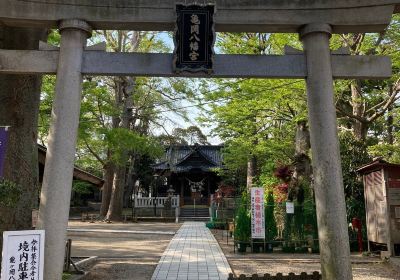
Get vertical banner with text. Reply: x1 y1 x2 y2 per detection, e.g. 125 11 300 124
251 187 265 239
0 127 9 178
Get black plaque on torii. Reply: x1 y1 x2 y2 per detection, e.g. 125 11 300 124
173 4 215 74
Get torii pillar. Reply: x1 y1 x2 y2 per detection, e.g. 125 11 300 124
37 19 92 279
301 23 352 279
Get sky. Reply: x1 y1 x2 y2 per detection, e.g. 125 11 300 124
154 32 222 145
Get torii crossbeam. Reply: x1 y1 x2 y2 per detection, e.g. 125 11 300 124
0 49 392 79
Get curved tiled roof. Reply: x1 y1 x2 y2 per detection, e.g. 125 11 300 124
153 144 223 173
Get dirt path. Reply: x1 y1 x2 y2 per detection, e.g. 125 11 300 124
81 258 159 280
67 221 182 280
65 222 400 280
212 230 400 280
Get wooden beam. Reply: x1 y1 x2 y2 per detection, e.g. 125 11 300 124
0 50 392 79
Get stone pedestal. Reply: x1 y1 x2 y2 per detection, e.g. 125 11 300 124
300 23 353 280
37 19 91 280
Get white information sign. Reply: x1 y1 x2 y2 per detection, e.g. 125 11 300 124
251 188 265 239
286 202 295 214
1 230 45 280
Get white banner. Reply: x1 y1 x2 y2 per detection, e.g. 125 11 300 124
251 188 265 239
1 230 45 280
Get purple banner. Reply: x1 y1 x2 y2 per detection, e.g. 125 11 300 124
0 127 9 178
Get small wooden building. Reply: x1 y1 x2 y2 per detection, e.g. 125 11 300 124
153 144 223 206
357 159 400 256
38 144 104 207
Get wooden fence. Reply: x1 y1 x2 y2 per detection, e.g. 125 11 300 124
228 272 321 280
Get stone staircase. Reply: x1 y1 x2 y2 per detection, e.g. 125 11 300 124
179 207 210 222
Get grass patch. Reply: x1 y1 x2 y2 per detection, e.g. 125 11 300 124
62 273 71 280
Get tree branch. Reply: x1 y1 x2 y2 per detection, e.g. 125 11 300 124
367 82 400 122
336 103 367 123
84 139 105 166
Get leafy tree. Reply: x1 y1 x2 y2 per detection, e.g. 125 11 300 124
333 15 400 141
199 33 307 190
39 30 195 220
200 19 400 231
172 126 209 145
339 131 372 222
158 125 209 145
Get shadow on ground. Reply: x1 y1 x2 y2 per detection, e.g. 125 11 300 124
212 229 400 280
67 221 181 280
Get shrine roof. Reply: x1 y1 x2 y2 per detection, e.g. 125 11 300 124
153 144 224 173
356 158 400 174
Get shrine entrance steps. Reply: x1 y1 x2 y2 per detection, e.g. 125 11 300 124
179 207 210 222
151 222 232 280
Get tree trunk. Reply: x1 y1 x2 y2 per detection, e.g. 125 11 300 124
293 121 312 202
351 82 368 141
246 154 257 190
105 165 127 221
0 27 47 258
294 121 312 178
105 77 135 221
99 159 114 218
124 155 137 208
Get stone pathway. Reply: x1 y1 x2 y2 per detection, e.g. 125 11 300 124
151 222 232 280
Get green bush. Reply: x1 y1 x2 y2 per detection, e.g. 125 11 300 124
265 191 277 241
72 180 93 195
0 178 21 207
62 273 71 280
206 222 214 229
234 193 251 242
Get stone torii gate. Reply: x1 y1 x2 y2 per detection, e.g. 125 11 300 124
1 1 400 279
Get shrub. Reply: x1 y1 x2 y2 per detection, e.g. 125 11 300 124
0 178 21 207
265 191 277 241
234 193 251 242
72 180 93 195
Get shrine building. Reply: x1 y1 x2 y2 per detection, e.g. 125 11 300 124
153 144 223 206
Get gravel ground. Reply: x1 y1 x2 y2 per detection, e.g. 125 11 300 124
212 230 400 280
66 222 400 280
67 221 182 280
228 259 399 280
81 258 159 280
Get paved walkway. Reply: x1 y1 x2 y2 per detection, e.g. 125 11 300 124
151 222 232 280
